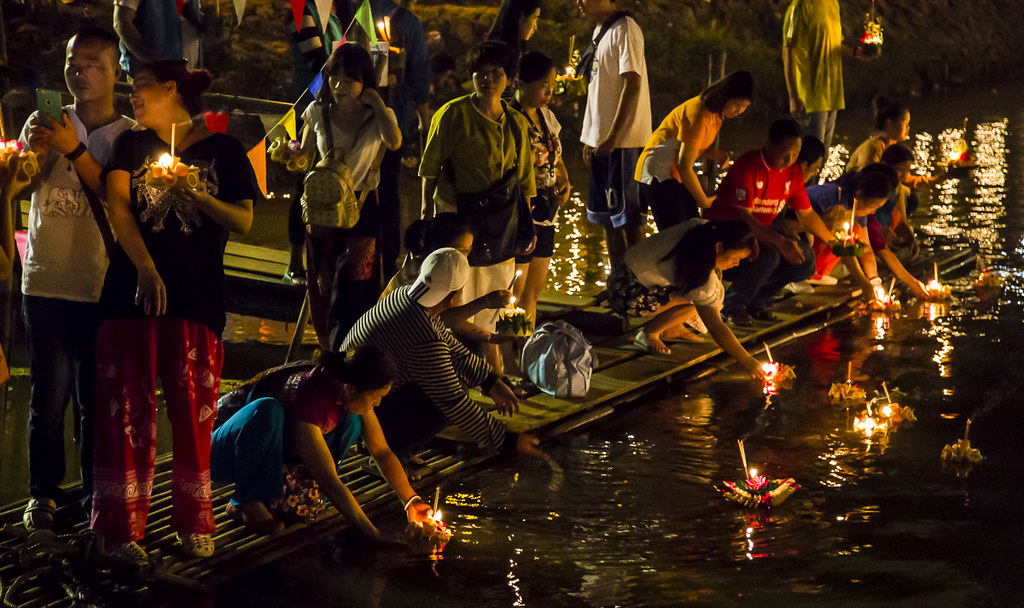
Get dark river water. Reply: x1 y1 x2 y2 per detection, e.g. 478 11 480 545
211 90 1024 607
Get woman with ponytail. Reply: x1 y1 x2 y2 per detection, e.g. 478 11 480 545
93 60 256 561
608 219 767 380
210 345 433 539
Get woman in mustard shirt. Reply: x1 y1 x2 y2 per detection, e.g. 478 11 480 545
636 71 755 229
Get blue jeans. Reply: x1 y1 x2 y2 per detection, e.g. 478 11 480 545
210 398 362 505
722 239 816 313
23 295 99 503
802 110 838 152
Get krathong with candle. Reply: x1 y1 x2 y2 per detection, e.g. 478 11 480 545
973 268 1001 301
554 36 586 98
859 0 883 57
852 403 888 440
0 140 39 182
924 262 951 299
760 342 795 395
829 382 867 408
405 487 453 555
830 222 864 257
268 136 310 173
145 123 199 190
941 419 983 467
495 297 532 338
946 118 973 167
718 440 798 509
869 277 901 311
872 382 915 427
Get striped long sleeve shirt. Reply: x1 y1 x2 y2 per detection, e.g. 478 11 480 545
341 285 508 450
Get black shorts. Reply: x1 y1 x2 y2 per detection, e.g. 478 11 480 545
515 224 555 263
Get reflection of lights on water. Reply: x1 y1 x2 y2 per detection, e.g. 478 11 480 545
873 314 889 341
818 143 849 185
550 190 607 296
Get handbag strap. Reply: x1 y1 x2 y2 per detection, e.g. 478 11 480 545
72 166 116 257
575 11 630 75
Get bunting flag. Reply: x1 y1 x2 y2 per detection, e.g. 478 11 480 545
203 111 230 134
232 0 246 23
289 0 305 32
352 0 378 46
247 139 268 198
281 108 297 141
175 0 184 14
314 0 333 38
309 72 324 97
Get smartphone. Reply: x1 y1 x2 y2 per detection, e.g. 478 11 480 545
34 89 64 126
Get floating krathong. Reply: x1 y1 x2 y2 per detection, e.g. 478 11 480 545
406 488 453 555
942 419 982 466
872 382 915 427
947 118 972 166
973 268 1001 301
0 140 39 181
859 0 883 57
761 342 795 395
869 278 901 311
829 382 867 408
924 262 951 299
719 440 798 509
830 221 864 258
268 137 310 173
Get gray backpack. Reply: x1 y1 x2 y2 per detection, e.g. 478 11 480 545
521 321 597 398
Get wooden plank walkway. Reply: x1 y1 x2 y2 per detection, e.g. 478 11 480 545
0 248 977 606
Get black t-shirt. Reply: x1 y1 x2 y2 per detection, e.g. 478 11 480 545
101 129 257 335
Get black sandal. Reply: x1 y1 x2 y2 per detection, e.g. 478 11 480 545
22 497 56 531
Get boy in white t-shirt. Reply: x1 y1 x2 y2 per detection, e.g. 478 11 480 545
577 0 652 274
13 27 135 530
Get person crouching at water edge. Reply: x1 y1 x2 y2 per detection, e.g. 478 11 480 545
210 345 433 538
608 219 768 380
343 248 546 470
703 118 836 326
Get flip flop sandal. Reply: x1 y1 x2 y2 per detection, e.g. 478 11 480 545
22 497 56 531
633 330 671 355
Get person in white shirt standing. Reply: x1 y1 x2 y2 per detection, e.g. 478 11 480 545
15 27 135 530
577 0 652 275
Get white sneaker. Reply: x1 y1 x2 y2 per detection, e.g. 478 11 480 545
178 533 215 558
807 275 838 286
785 281 815 294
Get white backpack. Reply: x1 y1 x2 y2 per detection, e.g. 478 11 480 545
521 321 598 398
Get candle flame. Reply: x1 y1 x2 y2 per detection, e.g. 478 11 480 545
158 153 175 168
433 510 443 522
748 468 758 478
881 405 893 417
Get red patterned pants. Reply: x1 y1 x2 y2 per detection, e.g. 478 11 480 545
91 318 223 544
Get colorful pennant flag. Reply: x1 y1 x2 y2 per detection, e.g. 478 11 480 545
289 0 305 32
309 72 324 97
175 0 184 14
232 0 246 23
281 107 297 141
352 0 378 46
314 0 332 37
247 139 268 198
203 111 230 134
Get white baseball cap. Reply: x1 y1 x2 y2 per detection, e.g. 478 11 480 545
409 247 470 307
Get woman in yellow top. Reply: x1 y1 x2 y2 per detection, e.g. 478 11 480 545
846 97 949 255
636 71 755 229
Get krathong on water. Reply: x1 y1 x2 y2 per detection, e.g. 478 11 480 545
406 488 453 556
719 440 798 509
942 419 982 467
761 342 795 395
925 262 952 300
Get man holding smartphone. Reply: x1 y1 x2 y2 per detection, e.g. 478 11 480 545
15 27 135 531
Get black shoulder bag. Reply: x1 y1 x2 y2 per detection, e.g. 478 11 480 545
575 11 630 83
451 104 536 267
71 166 117 257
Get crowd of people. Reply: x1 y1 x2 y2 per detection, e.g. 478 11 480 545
0 0 957 566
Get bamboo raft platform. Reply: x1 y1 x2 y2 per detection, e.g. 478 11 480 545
0 247 977 607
